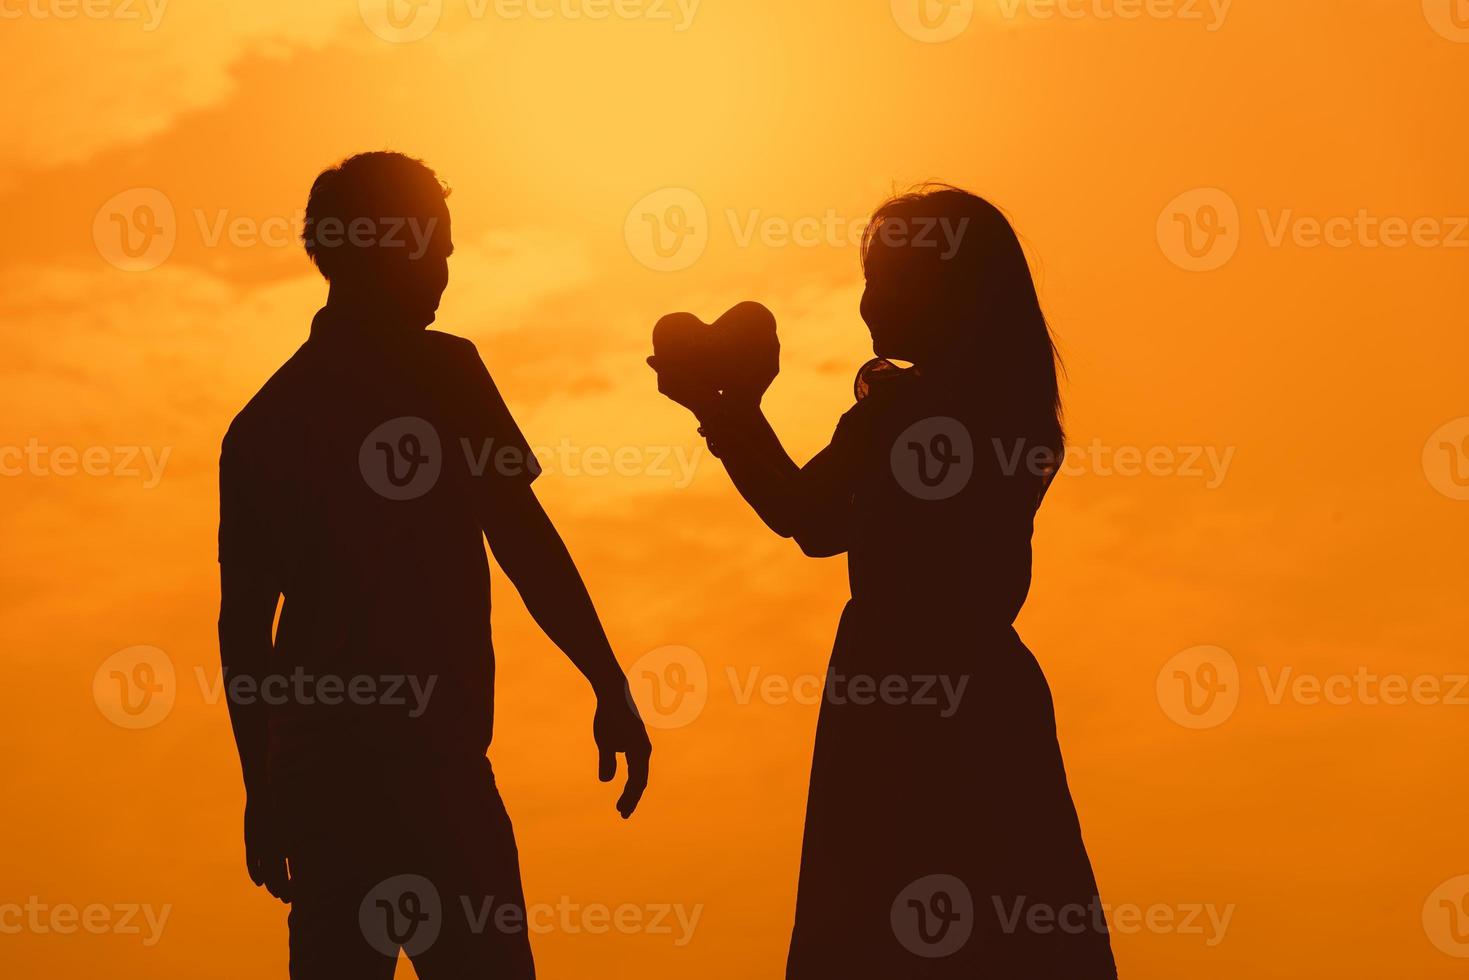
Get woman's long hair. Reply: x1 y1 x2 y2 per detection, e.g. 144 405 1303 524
861 185 1065 456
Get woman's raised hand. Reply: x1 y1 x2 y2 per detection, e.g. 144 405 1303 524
646 351 720 419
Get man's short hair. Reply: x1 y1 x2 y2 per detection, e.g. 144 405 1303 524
302 151 451 280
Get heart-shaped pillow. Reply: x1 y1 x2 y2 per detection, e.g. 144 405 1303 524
652 301 779 402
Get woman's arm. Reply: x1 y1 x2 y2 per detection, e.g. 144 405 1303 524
696 397 852 558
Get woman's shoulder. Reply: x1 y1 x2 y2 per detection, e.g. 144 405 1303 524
831 359 944 461
834 358 913 434
852 357 919 403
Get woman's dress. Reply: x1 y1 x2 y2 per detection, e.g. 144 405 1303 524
783 361 1117 978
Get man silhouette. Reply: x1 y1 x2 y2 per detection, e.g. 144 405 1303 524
217 151 650 978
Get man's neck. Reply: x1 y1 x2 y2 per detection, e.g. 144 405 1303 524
318 288 424 340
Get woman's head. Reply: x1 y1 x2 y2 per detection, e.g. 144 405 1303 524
860 185 1063 447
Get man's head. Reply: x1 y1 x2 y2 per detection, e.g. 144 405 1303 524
303 151 453 328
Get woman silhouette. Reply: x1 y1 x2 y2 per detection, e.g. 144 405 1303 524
651 186 1117 977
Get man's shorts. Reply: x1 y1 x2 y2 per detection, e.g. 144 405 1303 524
274 753 535 979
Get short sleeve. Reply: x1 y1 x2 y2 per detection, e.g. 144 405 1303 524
806 358 916 498
218 428 273 573
790 395 878 508
455 340 541 490
821 375 889 474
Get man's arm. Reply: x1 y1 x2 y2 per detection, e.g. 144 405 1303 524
218 427 291 903
481 482 652 819
218 563 292 901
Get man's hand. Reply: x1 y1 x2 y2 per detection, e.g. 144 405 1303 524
482 484 653 818
244 793 292 903
593 689 652 819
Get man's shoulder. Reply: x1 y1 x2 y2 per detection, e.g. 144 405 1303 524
222 344 317 455
222 330 489 457
421 329 481 363
419 330 497 394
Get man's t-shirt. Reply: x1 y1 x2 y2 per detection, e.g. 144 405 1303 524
219 308 539 777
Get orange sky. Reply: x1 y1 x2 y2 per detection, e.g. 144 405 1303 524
2 1 1468 977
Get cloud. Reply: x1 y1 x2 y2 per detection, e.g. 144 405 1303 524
0 2 350 178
